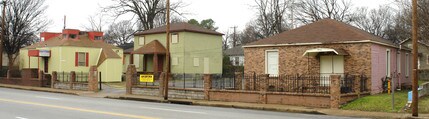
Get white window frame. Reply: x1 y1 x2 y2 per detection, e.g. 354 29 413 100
193 57 199 67
171 33 178 44
265 49 279 75
139 36 145 45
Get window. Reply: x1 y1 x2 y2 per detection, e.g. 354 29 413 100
386 49 391 77
94 36 102 40
234 57 239 66
172 33 178 44
139 37 145 45
406 53 409 77
69 34 77 39
172 57 178 66
75 52 88 67
193 58 199 67
265 50 279 75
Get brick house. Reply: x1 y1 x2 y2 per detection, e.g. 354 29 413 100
244 19 412 94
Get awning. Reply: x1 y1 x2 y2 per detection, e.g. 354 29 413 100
302 48 349 56
132 40 166 54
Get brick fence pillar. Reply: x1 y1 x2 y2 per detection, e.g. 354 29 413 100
158 72 165 97
38 70 44 87
6 70 10 79
259 74 269 104
234 72 242 90
354 75 361 98
88 66 98 92
330 75 341 109
70 71 76 90
51 71 57 89
204 74 212 100
126 65 136 94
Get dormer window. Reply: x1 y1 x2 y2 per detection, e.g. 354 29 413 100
69 34 77 39
94 36 102 40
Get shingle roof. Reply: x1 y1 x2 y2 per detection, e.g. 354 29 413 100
117 43 134 50
246 19 396 46
132 40 166 54
135 22 223 36
223 46 244 56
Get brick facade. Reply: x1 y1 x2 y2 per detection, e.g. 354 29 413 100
244 43 372 91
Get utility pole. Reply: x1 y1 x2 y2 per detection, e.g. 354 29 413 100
164 0 170 100
0 0 6 75
231 26 237 47
411 0 419 117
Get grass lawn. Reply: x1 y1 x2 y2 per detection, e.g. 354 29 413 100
342 80 429 113
341 90 409 113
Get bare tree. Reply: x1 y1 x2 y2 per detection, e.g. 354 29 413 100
295 0 355 24
103 0 185 30
104 20 135 46
1 0 49 69
82 14 108 31
254 0 292 38
353 6 394 39
238 24 263 45
384 0 429 43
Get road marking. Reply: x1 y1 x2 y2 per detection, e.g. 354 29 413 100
35 96 61 100
15 117 28 119
0 98 158 119
140 106 207 114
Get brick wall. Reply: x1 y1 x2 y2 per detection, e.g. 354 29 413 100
132 87 205 100
244 43 372 90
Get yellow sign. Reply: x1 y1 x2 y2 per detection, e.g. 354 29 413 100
139 74 154 82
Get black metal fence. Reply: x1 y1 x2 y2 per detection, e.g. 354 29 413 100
212 73 369 94
55 71 89 83
169 73 204 89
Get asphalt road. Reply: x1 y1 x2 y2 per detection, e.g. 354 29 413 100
0 87 362 119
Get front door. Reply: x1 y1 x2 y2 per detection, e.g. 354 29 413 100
320 55 344 85
43 58 49 73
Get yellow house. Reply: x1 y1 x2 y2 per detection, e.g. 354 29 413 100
19 29 123 82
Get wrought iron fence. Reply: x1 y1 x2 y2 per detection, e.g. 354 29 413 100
169 73 204 89
76 71 89 83
212 73 369 94
57 71 71 82
212 74 236 89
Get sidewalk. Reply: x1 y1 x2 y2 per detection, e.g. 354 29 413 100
1 83 428 119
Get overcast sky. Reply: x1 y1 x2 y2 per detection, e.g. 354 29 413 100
44 0 396 34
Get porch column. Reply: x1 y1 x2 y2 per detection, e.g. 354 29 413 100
153 54 158 73
143 55 147 72
130 54 134 64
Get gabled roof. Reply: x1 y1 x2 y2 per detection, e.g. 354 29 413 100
97 48 121 66
223 46 244 56
135 22 223 36
246 19 396 47
132 40 166 54
399 38 429 47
